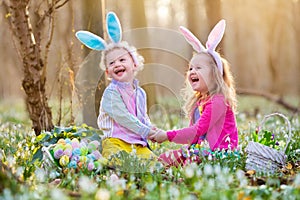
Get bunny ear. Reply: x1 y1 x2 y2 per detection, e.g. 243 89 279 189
206 19 226 51
179 26 205 53
106 12 122 43
75 31 107 51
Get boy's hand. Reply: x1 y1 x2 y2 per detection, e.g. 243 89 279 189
148 126 158 136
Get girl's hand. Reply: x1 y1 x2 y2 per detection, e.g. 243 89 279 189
149 129 168 143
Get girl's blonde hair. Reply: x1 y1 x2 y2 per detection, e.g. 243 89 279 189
181 52 237 117
99 41 144 74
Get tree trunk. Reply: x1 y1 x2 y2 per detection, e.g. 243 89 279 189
129 0 157 108
80 0 105 127
6 0 53 135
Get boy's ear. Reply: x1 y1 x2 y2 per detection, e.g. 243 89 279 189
105 69 111 77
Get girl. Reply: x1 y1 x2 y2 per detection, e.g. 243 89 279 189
76 12 156 168
150 20 238 167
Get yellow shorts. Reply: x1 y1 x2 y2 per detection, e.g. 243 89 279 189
102 138 157 171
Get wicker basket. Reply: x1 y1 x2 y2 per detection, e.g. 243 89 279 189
245 113 292 173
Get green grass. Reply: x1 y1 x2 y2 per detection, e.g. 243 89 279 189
0 96 299 200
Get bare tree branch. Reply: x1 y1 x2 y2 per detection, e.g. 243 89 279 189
237 88 299 113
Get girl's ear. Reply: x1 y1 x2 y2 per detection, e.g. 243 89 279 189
106 12 122 43
179 26 205 53
75 31 107 50
206 19 226 51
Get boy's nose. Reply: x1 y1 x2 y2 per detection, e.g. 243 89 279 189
114 60 121 67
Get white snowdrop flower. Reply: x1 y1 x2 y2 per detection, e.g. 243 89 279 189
79 176 97 194
190 162 198 170
236 169 245 180
170 152 176 161
16 166 24 178
240 178 248 187
7 156 16 167
167 168 173 176
194 181 202 190
146 182 157 191
131 145 137 154
208 154 213 161
184 165 194 178
165 151 170 158
227 174 234 184
293 174 300 187
214 165 221 174
222 167 230 174
106 175 126 191
280 184 288 190
204 164 213 176
225 136 230 143
35 168 46 183
51 189 68 200
169 185 180 199
208 179 215 188
196 168 202 177
3 189 13 200
49 170 59 179
110 173 119 181
259 185 267 189
95 188 110 200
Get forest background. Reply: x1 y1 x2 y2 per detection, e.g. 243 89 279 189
0 0 299 128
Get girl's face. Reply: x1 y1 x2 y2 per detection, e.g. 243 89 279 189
188 53 215 94
105 48 137 83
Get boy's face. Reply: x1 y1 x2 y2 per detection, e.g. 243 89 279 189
105 48 137 83
188 53 215 94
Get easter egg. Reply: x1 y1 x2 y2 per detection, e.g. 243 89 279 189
80 146 89 156
59 155 70 167
54 149 64 159
57 138 66 145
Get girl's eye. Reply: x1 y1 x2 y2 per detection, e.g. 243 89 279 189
120 58 126 62
189 67 193 71
196 66 202 69
109 61 114 65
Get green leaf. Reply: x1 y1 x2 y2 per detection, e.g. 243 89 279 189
31 148 43 162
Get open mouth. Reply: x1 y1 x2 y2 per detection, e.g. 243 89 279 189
114 68 125 75
191 77 199 82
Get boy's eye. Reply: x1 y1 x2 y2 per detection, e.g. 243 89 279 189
109 61 114 65
120 58 126 62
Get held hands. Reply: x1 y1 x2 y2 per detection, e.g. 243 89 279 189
148 127 168 143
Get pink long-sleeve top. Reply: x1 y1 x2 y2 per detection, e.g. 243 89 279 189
167 94 238 151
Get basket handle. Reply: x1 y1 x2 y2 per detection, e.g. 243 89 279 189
257 113 292 153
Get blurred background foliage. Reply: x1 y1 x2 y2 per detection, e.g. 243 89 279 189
0 0 299 127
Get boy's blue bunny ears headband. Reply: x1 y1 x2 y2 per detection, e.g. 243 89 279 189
75 12 139 67
179 20 226 75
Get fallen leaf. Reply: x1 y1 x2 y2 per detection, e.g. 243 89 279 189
246 170 256 175
286 163 293 170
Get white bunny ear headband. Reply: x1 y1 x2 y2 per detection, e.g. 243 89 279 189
179 19 226 75
75 12 139 67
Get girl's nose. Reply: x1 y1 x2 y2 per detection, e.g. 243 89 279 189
189 68 196 74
